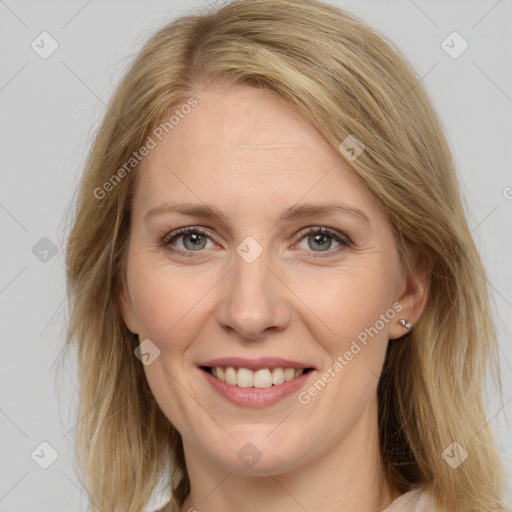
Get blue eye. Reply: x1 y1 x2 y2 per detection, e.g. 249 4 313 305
296 227 351 256
162 226 350 258
162 227 214 256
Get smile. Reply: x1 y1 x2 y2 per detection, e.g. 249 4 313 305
202 366 313 388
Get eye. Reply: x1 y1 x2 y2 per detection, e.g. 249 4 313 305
161 225 351 258
162 226 215 256
295 227 350 256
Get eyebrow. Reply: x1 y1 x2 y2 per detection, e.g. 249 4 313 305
145 201 371 225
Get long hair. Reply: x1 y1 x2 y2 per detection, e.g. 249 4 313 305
63 1 509 510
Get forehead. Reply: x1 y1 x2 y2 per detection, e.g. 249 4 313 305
132 84 379 222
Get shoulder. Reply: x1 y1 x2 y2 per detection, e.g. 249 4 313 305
382 487 438 512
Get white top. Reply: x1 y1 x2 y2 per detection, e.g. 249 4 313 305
382 488 436 512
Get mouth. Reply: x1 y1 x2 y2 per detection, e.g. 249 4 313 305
200 366 314 389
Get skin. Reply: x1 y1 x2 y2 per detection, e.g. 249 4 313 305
120 82 428 512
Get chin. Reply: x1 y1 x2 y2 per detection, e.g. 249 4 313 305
203 429 314 476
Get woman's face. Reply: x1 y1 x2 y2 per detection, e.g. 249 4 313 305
120 83 423 476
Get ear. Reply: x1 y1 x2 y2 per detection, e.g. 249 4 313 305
118 283 139 335
389 258 429 340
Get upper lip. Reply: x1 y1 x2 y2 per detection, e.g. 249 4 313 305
198 357 316 371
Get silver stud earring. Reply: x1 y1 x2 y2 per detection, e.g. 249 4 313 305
399 319 413 329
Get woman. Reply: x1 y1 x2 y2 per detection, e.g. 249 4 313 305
64 0 509 511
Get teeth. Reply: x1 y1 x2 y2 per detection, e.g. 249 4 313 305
283 368 294 381
225 366 237 385
210 366 307 388
237 368 254 388
271 367 284 385
254 369 272 388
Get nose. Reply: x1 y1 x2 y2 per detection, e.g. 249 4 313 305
215 246 291 340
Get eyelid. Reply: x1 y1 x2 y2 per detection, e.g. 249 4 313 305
161 225 351 257
161 225 216 246
297 226 351 244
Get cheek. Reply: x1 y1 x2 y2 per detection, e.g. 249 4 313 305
289 260 397 379
127 253 215 346
126 256 216 432
289 265 396 431
302 264 394 336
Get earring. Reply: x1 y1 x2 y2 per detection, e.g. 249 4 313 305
399 319 413 329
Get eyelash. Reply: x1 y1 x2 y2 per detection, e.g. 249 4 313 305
161 226 351 259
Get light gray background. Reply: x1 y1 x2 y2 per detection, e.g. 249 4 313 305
1 1 511 510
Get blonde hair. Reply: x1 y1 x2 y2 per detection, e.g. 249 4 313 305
63 0 509 510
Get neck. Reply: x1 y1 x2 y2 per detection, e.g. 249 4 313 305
179 396 400 512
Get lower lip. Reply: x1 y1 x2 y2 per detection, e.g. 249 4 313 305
200 368 314 408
